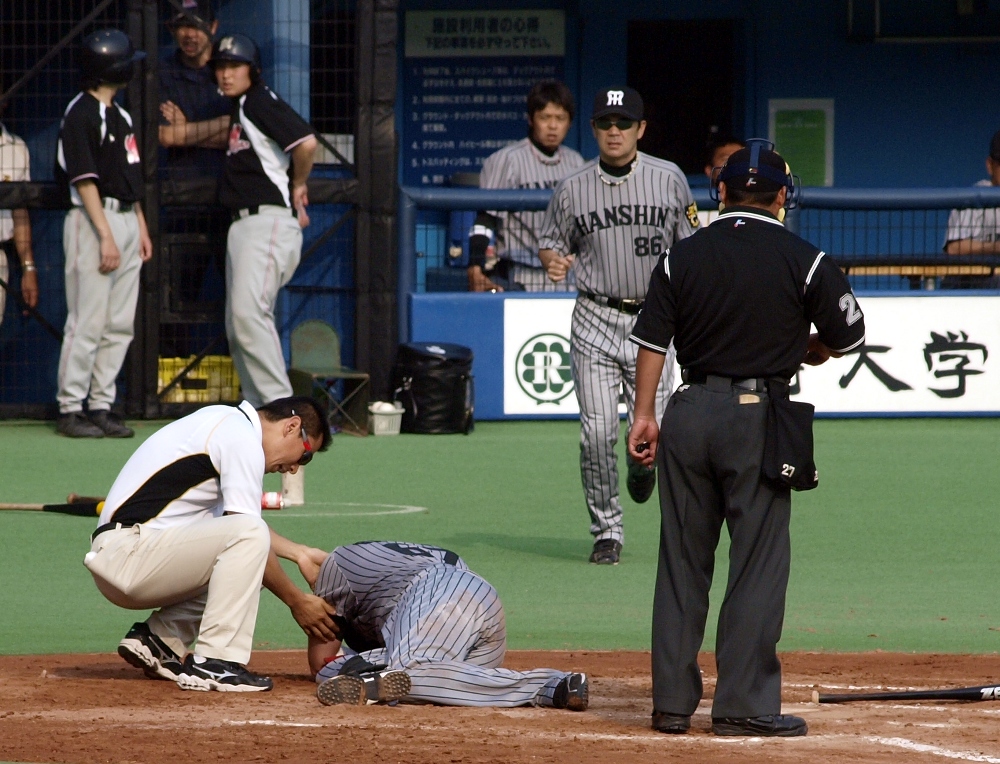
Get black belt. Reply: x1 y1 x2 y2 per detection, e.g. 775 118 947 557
102 197 134 213
232 205 296 222
582 292 644 315
681 370 789 394
92 521 135 541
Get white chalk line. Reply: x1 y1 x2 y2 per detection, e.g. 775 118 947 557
866 736 1000 763
214 722 1000 759
788 681 931 691
226 719 324 728
268 502 428 518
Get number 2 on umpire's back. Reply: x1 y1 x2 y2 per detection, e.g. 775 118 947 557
634 236 664 257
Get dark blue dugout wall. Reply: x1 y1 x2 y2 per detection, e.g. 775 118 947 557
399 0 1000 188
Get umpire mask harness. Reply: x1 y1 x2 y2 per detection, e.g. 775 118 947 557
710 138 800 217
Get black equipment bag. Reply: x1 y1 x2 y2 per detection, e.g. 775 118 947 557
392 342 474 434
762 390 819 492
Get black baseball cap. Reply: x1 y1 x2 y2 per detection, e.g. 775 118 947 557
718 141 789 193
592 87 643 121
990 129 1000 161
166 0 215 33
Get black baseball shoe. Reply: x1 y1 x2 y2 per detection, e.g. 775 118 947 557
56 412 104 438
176 654 273 692
626 459 656 504
88 410 134 438
712 714 807 737
316 665 411 706
117 622 184 681
589 538 622 565
652 711 691 734
551 672 589 711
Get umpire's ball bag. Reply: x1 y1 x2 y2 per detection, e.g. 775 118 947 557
392 342 474 434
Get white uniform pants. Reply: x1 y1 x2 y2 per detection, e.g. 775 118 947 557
316 566 567 707
225 209 301 407
83 514 270 665
57 207 141 413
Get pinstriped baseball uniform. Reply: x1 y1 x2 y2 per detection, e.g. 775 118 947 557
313 541 571 707
537 152 699 546
219 83 314 406
480 138 584 292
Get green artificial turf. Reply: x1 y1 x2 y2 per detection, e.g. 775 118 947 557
0 417 998 656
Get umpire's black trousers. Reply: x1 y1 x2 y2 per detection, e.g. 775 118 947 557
651 378 791 719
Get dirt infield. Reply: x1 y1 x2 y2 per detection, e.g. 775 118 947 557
3 650 1000 763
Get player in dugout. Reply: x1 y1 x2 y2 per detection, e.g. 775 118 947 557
468 80 585 292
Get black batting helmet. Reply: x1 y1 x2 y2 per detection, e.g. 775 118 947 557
210 34 262 77
79 29 145 87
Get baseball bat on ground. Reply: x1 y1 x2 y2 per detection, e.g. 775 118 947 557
813 684 1000 703
0 499 103 516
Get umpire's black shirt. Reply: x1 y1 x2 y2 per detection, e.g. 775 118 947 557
630 206 865 378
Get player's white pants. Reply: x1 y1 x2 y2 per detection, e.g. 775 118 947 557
571 297 674 544
510 262 576 293
225 209 301 407
316 565 567 707
57 207 141 413
83 514 270 665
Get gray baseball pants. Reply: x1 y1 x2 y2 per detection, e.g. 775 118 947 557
651 380 791 719
225 208 301 407
571 297 674 544
57 207 141 414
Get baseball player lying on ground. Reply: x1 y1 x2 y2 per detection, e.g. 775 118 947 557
269 533 589 710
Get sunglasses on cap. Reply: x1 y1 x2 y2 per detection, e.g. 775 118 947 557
593 117 635 131
292 409 314 466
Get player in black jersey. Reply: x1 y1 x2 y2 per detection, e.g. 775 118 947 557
627 141 865 737
54 29 152 439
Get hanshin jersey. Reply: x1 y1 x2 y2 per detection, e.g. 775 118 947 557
97 401 266 531
537 152 699 299
218 83 315 210
479 138 585 267
313 541 468 650
55 92 143 207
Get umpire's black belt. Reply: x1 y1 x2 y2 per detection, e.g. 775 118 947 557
232 205 297 222
582 292 644 315
681 369 789 394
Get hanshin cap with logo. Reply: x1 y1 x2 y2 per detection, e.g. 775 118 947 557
167 0 215 33
592 87 643 122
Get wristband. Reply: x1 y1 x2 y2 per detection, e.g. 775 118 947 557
22 262 36 272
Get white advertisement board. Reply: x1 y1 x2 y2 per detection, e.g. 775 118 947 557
504 295 1000 416
793 295 998 414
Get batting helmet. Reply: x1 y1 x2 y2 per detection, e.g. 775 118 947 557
79 29 146 86
210 34 262 77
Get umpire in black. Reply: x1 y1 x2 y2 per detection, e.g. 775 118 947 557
626 141 866 737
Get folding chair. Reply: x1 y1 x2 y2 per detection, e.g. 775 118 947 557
287 320 370 435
